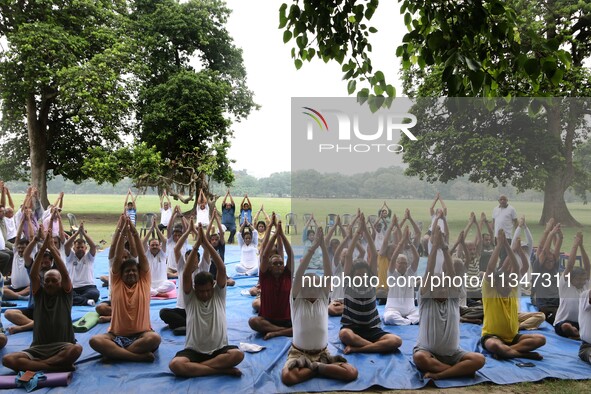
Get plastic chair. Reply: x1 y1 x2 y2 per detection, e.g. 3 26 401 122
140 213 158 238
66 213 79 233
325 213 338 233
303 213 316 231
285 213 297 234
341 213 353 236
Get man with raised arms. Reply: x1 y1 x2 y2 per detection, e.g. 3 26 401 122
169 224 244 377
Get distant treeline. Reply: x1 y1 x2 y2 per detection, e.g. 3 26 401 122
4 167 583 202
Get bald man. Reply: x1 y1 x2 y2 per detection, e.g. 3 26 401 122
2 232 82 372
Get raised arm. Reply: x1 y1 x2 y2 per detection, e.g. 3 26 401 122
129 219 148 273
64 226 81 257
183 230 203 294
580 233 590 279
0 182 5 207
276 222 293 273
564 233 581 278
24 233 38 269
109 214 126 259
362 217 378 274
175 220 194 262
536 218 555 260
439 194 448 216
486 229 505 277
49 236 72 292
5 187 14 210
480 212 494 240
152 217 167 253
142 218 155 250
15 211 25 243
81 223 97 257
388 229 407 273
513 237 530 277
379 215 396 257
539 223 560 265
429 193 439 217
422 224 441 295
167 206 180 239
30 231 54 294
123 190 130 212
200 224 226 288
293 227 329 297
198 189 206 205
344 220 363 275
405 209 422 248
324 214 339 245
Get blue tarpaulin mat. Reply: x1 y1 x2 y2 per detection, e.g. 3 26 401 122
1 248 590 392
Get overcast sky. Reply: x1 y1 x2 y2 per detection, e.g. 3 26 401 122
224 0 405 178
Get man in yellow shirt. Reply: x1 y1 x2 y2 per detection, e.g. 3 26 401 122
481 230 545 360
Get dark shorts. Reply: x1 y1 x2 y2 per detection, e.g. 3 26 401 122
555 320 579 337
175 345 239 363
22 342 73 360
342 325 389 343
267 318 292 328
22 308 34 320
579 341 591 363
9 285 28 292
480 333 522 349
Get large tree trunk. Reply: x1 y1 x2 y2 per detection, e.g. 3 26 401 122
538 102 580 227
539 173 580 226
26 94 50 207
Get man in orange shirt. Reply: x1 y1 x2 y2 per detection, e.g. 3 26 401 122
90 217 161 362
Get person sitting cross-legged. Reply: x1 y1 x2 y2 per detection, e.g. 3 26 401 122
89 217 161 362
413 225 485 380
383 227 420 326
553 232 590 339
281 226 358 386
64 222 100 306
2 230 82 372
339 213 402 354
481 229 546 360
248 216 294 340
169 223 244 377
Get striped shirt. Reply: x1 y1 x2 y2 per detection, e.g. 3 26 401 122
341 282 380 328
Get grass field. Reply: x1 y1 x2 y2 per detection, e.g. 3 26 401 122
36 194 591 253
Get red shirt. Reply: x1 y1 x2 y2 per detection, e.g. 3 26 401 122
259 269 291 321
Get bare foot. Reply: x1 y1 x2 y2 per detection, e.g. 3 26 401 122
98 316 111 324
139 352 156 362
223 367 242 376
264 332 278 340
8 326 24 335
343 346 355 355
520 352 543 360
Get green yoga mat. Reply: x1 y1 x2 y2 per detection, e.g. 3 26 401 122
73 312 100 333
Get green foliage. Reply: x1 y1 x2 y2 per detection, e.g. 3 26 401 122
131 0 257 198
280 0 395 111
279 0 591 223
0 0 134 184
82 143 163 186
0 0 257 205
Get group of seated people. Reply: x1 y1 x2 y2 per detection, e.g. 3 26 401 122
0 188 591 388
